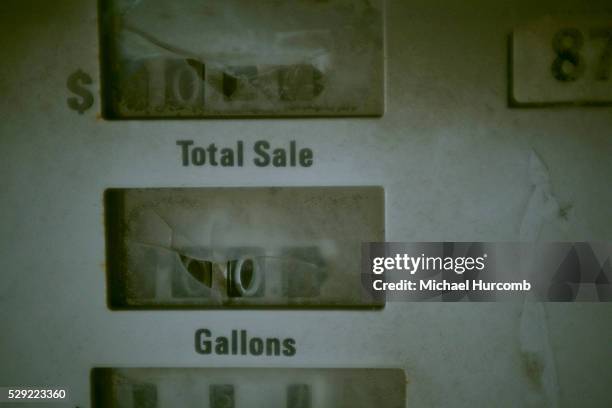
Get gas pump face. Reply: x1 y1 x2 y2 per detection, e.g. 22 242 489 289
1 1 611 407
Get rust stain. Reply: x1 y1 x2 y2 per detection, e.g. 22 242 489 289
522 351 544 390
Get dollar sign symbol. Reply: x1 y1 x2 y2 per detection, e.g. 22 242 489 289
67 69 93 114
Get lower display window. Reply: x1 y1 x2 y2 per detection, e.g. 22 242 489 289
91 367 405 408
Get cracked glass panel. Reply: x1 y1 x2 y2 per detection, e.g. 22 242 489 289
99 0 384 118
104 187 385 308
91 368 406 408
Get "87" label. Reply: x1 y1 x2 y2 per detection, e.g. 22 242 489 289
512 17 612 106
551 28 612 82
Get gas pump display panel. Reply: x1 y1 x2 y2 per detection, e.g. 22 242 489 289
98 0 384 118
92 367 405 408
104 187 384 308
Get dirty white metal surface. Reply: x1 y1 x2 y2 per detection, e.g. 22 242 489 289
0 0 611 407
